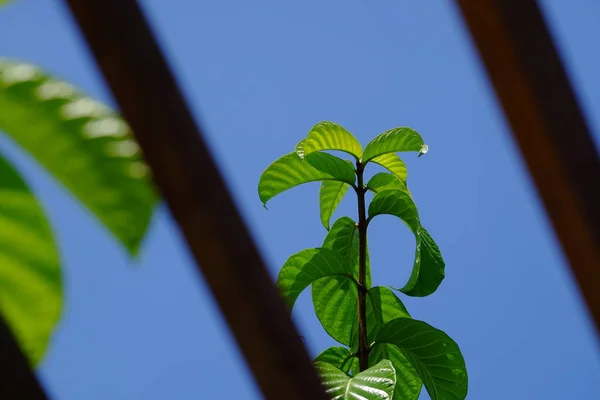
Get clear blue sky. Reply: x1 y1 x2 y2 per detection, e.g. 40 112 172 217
1 0 599 399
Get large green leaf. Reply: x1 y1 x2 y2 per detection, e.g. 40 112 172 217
319 180 350 230
303 121 363 160
370 153 407 182
366 173 408 195
375 319 468 400
314 346 359 376
362 127 426 163
259 151 355 207
0 59 156 255
0 152 62 366
312 217 370 348
315 360 396 400
277 247 355 310
368 189 445 297
366 286 410 342
369 344 422 400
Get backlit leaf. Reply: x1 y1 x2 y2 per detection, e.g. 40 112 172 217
369 343 422 400
303 121 363 160
0 58 156 255
0 152 62 366
315 359 396 400
370 153 407 182
368 189 445 297
362 127 425 163
319 180 350 230
314 346 359 376
366 173 408 195
375 319 468 400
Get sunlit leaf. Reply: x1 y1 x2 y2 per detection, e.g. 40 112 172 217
314 346 359 376
259 151 355 207
303 121 363 160
366 173 408 195
277 247 354 311
366 286 410 342
370 153 407 182
362 127 426 163
315 359 396 400
368 189 445 297
0 152 62 366
369 344 422 400
0 58 156 255
375 319 468 400
319 180 350 230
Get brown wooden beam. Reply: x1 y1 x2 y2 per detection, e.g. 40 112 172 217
62 1 328 398
0 315 48 399
455 0 600 334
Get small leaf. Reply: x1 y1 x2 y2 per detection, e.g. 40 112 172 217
258 152 356 206
314 346 359 376
375 319 468 400
368 189 445 297
312 217 371 348
315 359 397 400
319 180 350 230
0 152 62 366
276 247 354 310
362 127 425 163
0 59 156 255
366 173 408 195
303 121 363 160
370 153 407 182
366 286 410 342
369 343 422 400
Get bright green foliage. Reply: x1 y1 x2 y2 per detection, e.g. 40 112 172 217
0 58 156 255
368 189 445 297
258 152 355 206
315 360 397 400
375 319 468 400
259 121 467 399
0 153 62 366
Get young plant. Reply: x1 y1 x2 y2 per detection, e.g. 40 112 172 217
258 122 468 400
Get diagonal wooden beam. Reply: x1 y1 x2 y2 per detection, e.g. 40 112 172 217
62 1 328 399
0 315 48 399
455 0 600 334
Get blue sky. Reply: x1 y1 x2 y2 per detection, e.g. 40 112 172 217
1 0 599 399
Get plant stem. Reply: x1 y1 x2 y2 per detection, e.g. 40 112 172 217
356 162 369 371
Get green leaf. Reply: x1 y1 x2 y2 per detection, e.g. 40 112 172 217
259 151 356 206
314 346 359 376
375 319 468 400
366 173 408 194
319 180 350 230
369 344 422 400
0 59 156 255
303 121 363 160
312 217 371 348
0 0 14 7
366 286 410 342
362 127 426 163
276 247 354 310
0 152 62 366
368 189 445 297
370 153 407 182
315 360 397 400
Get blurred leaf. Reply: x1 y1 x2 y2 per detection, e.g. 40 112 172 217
319 180 350 230
259 152 355 207
0 58 156 255
375 319 468 400
303 121 362 160
315 359 396 400
314 346 359 376
0 152 62 366
368 189 445 296
362 127 425 163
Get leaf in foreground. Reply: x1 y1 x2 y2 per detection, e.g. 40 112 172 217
375 318 468 400
369 343 422 400
315 359 396 400
314 346 359 376
362 127 426 163
0 153 62 366
0 58 156 255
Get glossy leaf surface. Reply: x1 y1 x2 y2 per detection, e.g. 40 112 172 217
369 344 422 400
368 189 445 296
259 151 355 206
362 127 425 163
376 319 468 400
0 153 62 366
303 121 363 160
319 180 350 230
0 59 156 255
315 359 396 400
314 346 359 376
366 286 410 342
277 247 354 310
366 173 408 195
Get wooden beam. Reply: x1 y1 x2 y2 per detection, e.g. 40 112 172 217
62 1 328 399
0 315 48 399
455 0 600 333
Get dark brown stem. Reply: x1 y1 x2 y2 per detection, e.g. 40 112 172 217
356 162 369 371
